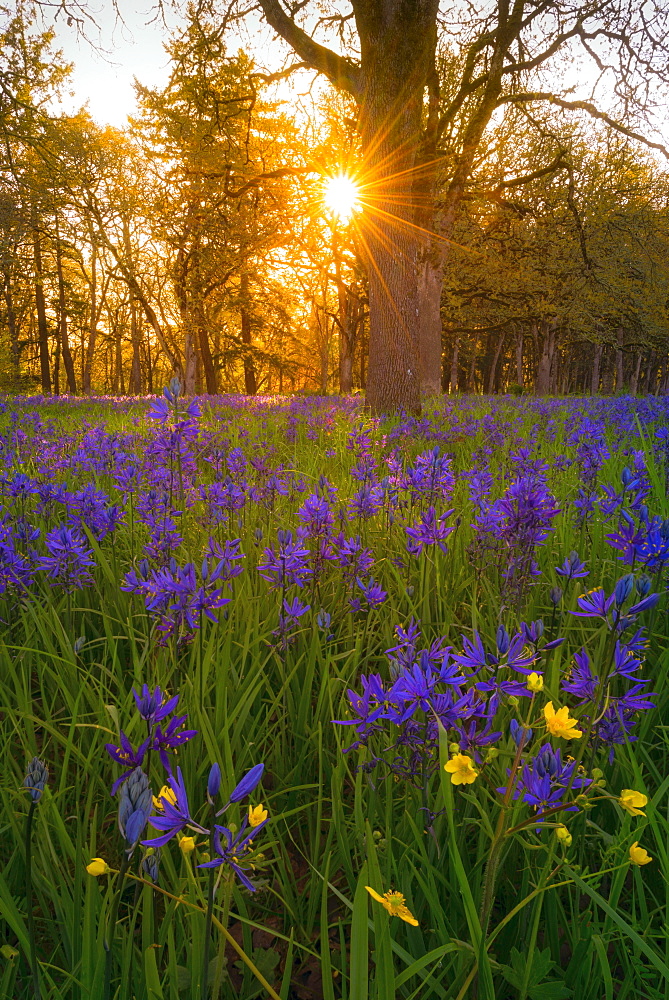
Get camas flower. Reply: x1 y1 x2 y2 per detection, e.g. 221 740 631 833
133 684 179 726
197 817 268 891
544 702 582 739
106 732 151 795
365 886 418 925
555 551 589 580
143 767 206 847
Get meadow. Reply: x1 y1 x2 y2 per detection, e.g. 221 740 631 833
1 387 669 1000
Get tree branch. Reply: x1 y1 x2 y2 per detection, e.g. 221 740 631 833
497 92 669 159
255 0 361 98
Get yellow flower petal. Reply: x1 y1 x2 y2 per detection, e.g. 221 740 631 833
629 841 652 866
544 701 582 739
365 886 385 904
444 753 478 785
86 858 111 876
248 803 268 828
179 836 196 855
619 789 648 817
527 672 544 693
366 887 418 925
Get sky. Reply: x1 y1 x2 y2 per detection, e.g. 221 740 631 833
47 4 182 126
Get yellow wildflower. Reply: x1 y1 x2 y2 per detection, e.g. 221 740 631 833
365 886 418 926
86 858 112 876
248 803 268 828
555 824 572 847
179 836 196 855
444 753 478 785
618 789 648 817
527 672 544 693
544 701 582 739
152 786 177 811
629 842 652 866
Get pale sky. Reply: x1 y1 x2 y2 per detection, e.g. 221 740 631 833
47 4 178 126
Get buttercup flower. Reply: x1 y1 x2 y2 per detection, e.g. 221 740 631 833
629 841 652 866
544 702 582 739
555 825 572 847
248 804 268 828
86 858 112 876
179 836 196 855
527 672 544 693
365 886 418 925
619 789 648 817
444 753 479 785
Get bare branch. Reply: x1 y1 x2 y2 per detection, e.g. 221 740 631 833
255 0 361 98
497 92 669 159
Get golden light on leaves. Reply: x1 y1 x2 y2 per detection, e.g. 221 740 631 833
323 173 360 220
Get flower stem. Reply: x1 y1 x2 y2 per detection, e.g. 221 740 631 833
201 821 216 1000
102 850 131 1000
24 801 41 1000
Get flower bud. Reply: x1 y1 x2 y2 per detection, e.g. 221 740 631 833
229 763 264 803
527 672 544 693
179 836 196 855
207 763 221 801
24 757 49 804
549 586 563 607
86 858 112 876
556 825 572 847
614 574 635 607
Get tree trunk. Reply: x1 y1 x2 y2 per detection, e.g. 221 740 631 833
468 340 478 392
591 343 603 395
240 271 258 395
33 222 51 394
615 327 624 392
356 6 440 414
2 266 20 387
129 303 143 394
54 228 77 394
337 281 361 395
449 335 459 394
630 352 642 395
535 321 556 396
486 332 505 394
83 226 98 394
602 348 615 394
123 219 142 395
416 251 442 396
515 330 523 386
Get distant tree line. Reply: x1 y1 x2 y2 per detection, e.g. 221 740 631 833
1 4 668 398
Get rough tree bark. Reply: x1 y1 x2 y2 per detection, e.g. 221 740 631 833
535 321 556 396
